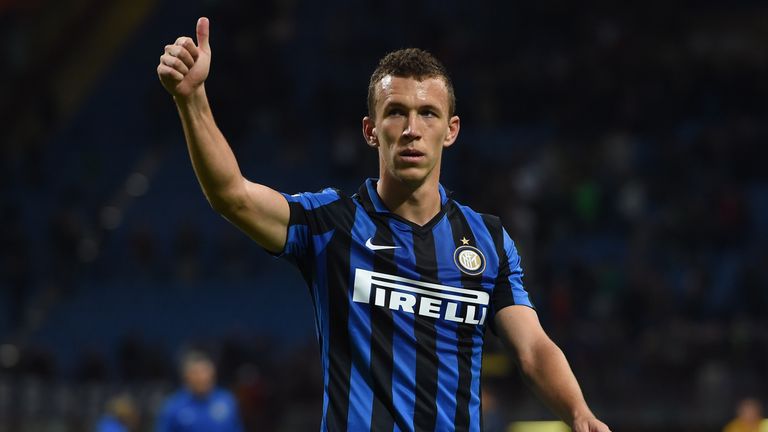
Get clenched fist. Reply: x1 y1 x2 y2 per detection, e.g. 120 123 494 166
157 17 211 99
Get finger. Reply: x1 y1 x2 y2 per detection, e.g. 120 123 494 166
164 44 194 69
157 64 184 82
196 17 210 52
160 54 190 74
177 38 199 61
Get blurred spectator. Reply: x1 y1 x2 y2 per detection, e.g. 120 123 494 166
156 350 243 432
95 393 140 432
723 398 765 432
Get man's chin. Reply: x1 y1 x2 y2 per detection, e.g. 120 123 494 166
391 168 430 186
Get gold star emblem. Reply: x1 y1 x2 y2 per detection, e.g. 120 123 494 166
461 237 470 245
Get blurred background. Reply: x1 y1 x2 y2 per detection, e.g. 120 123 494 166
1 0 767 431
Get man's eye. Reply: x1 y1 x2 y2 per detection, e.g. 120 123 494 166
421 110 436 117
388 109 405 116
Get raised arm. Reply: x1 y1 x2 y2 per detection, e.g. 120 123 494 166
495 306 611 432
157 17 288 253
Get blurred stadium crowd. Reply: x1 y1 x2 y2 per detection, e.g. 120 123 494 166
2 0 767 431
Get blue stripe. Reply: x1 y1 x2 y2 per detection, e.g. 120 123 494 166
468 340 483 432
364 179 389 213
280 190 339 261
313 231 332 431
284 224 310 258
438 183 449 205
502 228 533 307
282 188 340 208
389 218 417 432
312 230 335 347
346 207 375 430
432 218 460 429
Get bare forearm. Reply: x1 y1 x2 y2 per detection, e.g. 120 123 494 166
520 340 593 426
157 18 290 252
175 86 244 208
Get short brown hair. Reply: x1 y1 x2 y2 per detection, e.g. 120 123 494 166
367 48 456 119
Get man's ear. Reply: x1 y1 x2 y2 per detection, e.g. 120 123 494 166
443 115 460 148
362 116 379 148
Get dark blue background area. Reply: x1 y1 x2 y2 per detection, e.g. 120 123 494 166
1 0 767 430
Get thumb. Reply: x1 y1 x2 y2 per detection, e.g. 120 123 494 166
196 17 210 52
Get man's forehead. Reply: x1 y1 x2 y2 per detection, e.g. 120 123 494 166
184 359 213 370
376 74 449 105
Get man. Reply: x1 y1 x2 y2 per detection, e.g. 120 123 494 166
95 393 139 432
157 350 244 432
157 17 611 432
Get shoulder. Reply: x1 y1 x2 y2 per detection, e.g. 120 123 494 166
282 187 347 209
283 187 358 232
449 198 504 232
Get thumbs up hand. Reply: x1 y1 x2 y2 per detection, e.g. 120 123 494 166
157 17 212 99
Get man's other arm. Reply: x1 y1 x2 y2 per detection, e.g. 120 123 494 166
495 306 611 432
157 17 288 253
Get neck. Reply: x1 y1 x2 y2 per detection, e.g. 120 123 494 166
376 175 442 226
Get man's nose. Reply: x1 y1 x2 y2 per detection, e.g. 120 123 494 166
402 112 422 140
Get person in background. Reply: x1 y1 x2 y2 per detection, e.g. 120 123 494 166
723 398 766 432
157 350 244 432
95 393 139 432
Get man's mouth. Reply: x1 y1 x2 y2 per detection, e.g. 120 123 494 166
398 149 425 163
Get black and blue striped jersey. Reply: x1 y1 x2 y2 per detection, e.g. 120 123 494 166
278 178 533 432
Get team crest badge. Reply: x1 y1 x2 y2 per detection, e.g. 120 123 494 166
453 242 486 276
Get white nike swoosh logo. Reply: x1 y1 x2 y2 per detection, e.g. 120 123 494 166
365 238 401 251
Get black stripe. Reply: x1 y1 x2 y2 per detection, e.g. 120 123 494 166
356 182 379 214
446 205 479 432
481 213 514 336
325 200 357 432
369 215 397 431
285 201 312 282
412 229 439 432
288 201 309 225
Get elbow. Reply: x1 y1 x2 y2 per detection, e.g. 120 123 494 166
206 191 245 217
207 195 228 214
204 179 249 216
516 351 538 378
516 338 562 378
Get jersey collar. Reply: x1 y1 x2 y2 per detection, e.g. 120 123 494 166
359 178 450 214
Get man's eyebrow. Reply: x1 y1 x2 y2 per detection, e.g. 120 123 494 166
381 100 443 114
418 103 442 113
382 100 406 109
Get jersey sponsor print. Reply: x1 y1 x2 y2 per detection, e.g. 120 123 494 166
275 179 533 432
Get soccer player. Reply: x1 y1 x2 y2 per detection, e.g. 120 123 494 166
157 350 244 432
157 17 611 432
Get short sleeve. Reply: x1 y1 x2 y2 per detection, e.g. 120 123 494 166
272 188 341 266
489 227 534 325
